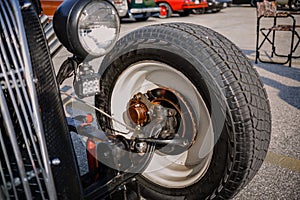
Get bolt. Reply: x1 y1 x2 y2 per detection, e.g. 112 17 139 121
15 177 21 186
103 152 109 157
21 2 32 10
135 142 147 153
136 93 142 99
33 78 38 84
51 158 61 165
183 140 189 147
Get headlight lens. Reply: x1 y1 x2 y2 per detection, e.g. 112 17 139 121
78 1 119 57
53 0 120 59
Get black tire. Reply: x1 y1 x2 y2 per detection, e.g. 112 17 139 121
159 2 173 18
95 23 271 199
179 10 190 17
212 8 221 13
192 8 205 14
0 1 81 199
289 0 300 10
250 0 257 7
135 17 149 22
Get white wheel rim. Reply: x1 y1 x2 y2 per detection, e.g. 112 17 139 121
110 61 214 188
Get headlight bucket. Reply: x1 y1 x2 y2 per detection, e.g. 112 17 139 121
53 0 120 59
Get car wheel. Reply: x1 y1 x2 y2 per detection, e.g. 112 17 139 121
289 0 300 10
96 23 271 199
159 3 172 18
251 0 257 7
212 8 221 13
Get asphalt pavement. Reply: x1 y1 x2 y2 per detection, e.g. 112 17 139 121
53 5 300 199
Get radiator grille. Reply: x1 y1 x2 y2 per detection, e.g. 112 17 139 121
0 1 55 199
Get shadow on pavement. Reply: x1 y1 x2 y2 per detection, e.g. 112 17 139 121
260 76 300 109
242 49 300 109
247 58 300 109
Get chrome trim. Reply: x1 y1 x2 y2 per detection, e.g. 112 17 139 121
130 7 161 14
40 13 49 25
40 14 62 58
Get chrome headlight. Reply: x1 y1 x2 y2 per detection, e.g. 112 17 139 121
53 0 120 59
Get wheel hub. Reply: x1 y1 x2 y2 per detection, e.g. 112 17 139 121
127 89 178 133
126 88 198 155
160 6 167 16
128 98 149 127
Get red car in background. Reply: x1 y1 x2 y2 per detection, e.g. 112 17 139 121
156 0 208 18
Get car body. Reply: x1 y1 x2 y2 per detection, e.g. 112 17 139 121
156 0 208 18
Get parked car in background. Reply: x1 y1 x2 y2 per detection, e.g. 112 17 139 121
277 0 300 10
193 0 231 13
206 0 224 12
231 0 256 7
127 0 160 21
113 0 160 21
205 0 232 13
41 0 159 22
156 0 208 18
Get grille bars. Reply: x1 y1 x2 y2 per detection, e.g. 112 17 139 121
0 4 46 197
0 0 57 199
12 0 57 198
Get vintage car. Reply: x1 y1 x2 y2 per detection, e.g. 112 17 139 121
1 0 272 200
193 0 231 13
156 0 208 18
116 0 160 21
41 0 160 21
